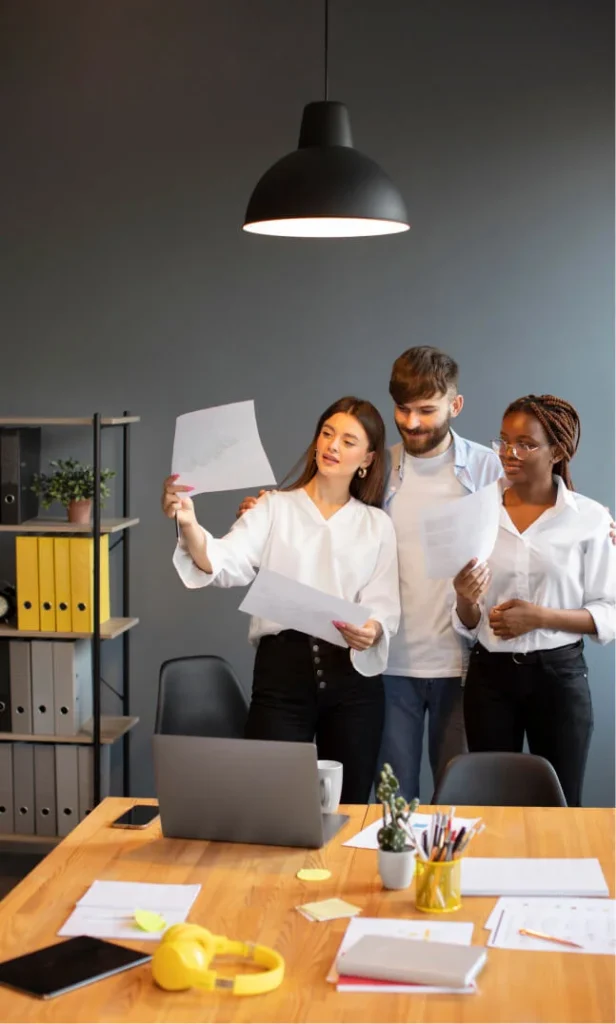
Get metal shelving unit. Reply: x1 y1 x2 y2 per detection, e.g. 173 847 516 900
0 411 140 838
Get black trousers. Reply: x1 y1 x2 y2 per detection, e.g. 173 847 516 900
464 641 593 807
245 630 385 804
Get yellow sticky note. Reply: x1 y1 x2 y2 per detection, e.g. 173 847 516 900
299 898 361 922
296 869 332 882
134 908 167 932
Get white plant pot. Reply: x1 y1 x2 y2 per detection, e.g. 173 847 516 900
378 848 416 890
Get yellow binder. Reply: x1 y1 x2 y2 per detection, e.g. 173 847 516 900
16 535 40 631
38 537 55 631
69 536 110 633
53 537 72 632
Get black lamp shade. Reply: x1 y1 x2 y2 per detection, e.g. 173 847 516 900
243 102 410 238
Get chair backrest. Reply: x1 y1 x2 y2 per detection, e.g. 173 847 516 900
155 655 249 739
432 752 568 807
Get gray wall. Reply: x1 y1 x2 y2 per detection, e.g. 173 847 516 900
1 0 613 805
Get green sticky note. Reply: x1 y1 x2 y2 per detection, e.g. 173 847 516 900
134 908 167 932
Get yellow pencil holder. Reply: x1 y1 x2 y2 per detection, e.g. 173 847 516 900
414 858 462 913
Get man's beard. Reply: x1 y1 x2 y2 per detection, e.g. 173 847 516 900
397 415 452 456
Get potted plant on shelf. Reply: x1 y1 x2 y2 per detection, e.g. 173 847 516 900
376 763 420 890
32 458 115 524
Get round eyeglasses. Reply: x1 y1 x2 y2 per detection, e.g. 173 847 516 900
490 439 550 460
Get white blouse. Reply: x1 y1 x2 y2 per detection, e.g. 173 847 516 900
453 477 616 654
173 488 400 676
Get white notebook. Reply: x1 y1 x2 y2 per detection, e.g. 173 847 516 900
461 858 609 898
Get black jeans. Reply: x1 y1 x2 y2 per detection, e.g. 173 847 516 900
245 630 385 804
464 641 593 807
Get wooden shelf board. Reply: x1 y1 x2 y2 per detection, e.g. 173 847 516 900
0 416 140 426
0 517 139 534
0 617 139 641
0 714 139 745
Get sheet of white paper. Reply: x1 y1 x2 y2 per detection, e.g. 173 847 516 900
239 568 370 648
484 897 616 955
330 917 476 994
343 814 479 850
58 880 202 941
419 481 501 580
76 880 201 911
461 858 609 898
171 400 276 496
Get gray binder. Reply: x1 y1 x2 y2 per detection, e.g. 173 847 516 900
0 744 14 834
9 641 32 733
34 743 57 836
0 644 11 732
77 744 110 820
55 744 79 836
53 640 92 736
13 742 35 834
31 641 55 735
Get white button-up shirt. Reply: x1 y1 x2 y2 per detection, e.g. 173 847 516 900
173 489 400 677
453 476 616 654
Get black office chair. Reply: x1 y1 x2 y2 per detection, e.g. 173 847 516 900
431 752 568 807
155 655 249 739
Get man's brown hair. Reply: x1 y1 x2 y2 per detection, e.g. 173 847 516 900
389 346 459 405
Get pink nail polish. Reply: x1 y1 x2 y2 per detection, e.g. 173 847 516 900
186 486 195 491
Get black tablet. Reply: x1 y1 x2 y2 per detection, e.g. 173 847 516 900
0 935 152 999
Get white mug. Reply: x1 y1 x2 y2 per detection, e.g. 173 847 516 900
317 760 343 814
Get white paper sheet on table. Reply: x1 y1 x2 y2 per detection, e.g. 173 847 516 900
343 814 480 850
171 400 276 496
58 880 201 941
419 481 500 579
461 858 609 898
329 917 477 993
239 568 370 648
484 896 616 954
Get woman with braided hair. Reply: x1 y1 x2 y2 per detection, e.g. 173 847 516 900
452 393 615 806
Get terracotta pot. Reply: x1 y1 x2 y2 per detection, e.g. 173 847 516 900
378 848 416 890
67 499 92 524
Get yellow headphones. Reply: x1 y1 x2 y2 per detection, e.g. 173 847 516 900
151 924 285 996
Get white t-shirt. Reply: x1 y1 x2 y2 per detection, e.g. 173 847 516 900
173 489 400 677
387 445 467 678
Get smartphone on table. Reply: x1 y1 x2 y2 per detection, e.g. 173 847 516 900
110 804 159 829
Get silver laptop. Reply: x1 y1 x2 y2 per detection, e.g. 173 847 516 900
152 735 349 849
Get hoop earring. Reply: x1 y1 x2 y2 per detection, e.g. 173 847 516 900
357 466 368 479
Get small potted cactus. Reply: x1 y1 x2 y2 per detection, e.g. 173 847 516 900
376 763 420 890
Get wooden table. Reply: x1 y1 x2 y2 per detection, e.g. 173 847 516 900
0 798 613 1023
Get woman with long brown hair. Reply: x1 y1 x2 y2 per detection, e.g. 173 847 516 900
162 396 400 803
453 394 615 806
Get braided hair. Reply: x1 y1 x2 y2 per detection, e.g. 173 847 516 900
504 394 581 490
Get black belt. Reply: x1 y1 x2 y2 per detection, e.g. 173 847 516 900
473 639 583 666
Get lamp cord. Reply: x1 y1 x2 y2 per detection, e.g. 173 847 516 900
324 0 329 101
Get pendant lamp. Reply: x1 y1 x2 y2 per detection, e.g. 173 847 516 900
242 0 410 238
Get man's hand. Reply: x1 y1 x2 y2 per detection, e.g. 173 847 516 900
333 619 383 651
236 489 269 519
453 558 491 603
489 599 544 640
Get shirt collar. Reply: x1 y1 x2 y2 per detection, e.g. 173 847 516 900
499 474 579 513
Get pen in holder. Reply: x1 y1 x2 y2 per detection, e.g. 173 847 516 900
415 857 462 913
413 810 484 914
